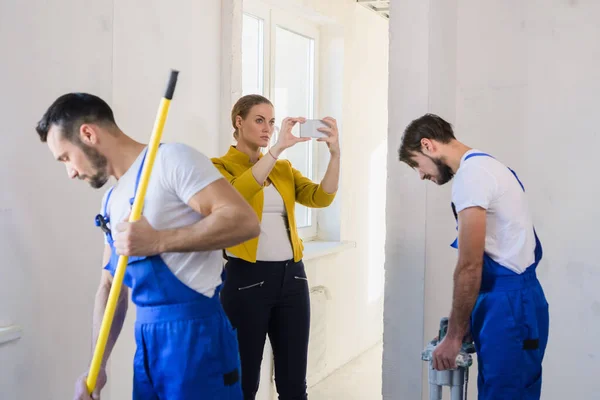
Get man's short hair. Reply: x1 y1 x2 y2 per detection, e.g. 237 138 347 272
398 114 456 167
36 93 116 143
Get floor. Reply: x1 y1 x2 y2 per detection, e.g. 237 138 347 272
308 342 383 400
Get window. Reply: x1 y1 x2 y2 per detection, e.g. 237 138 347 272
241 13 264 96
242 1 320 240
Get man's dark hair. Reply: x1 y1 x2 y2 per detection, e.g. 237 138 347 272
398 113 456 167
35 93 116 143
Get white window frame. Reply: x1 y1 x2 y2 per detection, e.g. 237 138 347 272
241 12 265 96
243 0 321 240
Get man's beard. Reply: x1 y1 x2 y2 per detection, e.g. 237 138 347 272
78 143 109 189
430 156 454 185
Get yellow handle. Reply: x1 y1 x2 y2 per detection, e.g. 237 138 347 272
86 70 179 394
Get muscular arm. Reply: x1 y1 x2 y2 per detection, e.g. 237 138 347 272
92 245 129 369
157 178 260 253
446 206 486 341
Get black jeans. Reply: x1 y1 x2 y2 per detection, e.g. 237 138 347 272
220 257 310 400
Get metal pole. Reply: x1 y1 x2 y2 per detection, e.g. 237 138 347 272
450 383 464 400
422 317 475 400
430 383 442 400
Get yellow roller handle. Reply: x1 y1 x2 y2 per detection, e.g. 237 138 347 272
86 70 180 394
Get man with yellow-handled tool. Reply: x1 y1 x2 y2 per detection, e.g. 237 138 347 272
35 73 259 399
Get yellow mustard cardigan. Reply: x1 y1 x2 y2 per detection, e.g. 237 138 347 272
211 145 337 263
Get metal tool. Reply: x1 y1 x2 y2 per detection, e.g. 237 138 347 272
421 317 476 400
95 214 111 235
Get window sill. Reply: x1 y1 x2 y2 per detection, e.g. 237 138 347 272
0 325 22 345
302 240 356 261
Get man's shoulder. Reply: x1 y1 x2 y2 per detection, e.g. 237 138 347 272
457 152 506 179
452 155 499 198
465 153 519 189
157 142 214 168
159 142 205 157
155 142 222 198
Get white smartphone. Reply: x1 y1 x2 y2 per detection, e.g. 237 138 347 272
299 119 329 138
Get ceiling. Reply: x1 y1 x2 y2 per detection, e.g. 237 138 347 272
356 0 390 20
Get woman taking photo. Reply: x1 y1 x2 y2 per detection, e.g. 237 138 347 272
211 94 340 400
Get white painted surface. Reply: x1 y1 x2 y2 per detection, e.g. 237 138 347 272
111 0 221 156
0 1 113 398
0 326 22 345
385 1 600 399
383 0 430 398
302 240 356 261
303 0 388 391
306 286 330 385
309 342 382 400
220 0 244 155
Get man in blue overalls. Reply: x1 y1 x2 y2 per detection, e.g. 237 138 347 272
36 93 260 399
398 114 550 399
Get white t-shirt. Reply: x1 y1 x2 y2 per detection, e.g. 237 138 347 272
225 184 294 262
255 184 294 261
100 143 224 297
451 149 536 274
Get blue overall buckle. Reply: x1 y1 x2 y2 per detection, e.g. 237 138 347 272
95 214 111 235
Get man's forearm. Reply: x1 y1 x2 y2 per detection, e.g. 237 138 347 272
446 261 482 341
320 153 340 194
92 282 128 369
158 205 259 253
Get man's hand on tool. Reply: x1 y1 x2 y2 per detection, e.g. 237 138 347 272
73 368 107 400
115 214 161 257
432 335 462 371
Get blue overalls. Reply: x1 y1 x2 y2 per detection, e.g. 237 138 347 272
450 153 549 400
96 149 243 400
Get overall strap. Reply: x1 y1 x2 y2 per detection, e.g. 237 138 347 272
103 186 115 218
450 152 538 255
508 168 525 191
95 186 116 242
464 152 494 162
450 153 495 222
464 152 525 192
451 152 525 221
94 146 151 241
130 147 150 206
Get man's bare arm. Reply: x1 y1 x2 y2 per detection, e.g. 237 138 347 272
157 178 260 253
91 244 129 369
446 206 486 341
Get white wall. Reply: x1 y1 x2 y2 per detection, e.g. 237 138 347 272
0 1 223 399
0 1 113 399
112 0 222 155
383 1 431 397
304 2 389 386
385 0 600 399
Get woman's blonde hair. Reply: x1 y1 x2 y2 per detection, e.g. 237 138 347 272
231 94 273 140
